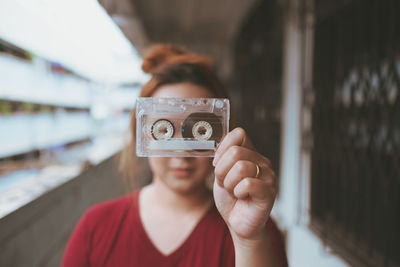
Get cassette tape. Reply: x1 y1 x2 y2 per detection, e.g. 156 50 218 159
136 97 230 157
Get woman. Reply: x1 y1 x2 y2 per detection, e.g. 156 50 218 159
62 44 288 267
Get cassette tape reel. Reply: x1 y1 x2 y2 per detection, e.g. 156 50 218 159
136 97 230 157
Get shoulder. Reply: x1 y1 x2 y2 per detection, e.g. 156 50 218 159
266 217 284 242
266 217 289 267
63 193 138 266
82 192 136 230
86 194 133 217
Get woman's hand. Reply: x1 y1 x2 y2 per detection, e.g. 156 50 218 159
213 127 276 242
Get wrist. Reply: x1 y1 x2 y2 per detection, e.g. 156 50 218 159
230 227 279 267
229 226 270 249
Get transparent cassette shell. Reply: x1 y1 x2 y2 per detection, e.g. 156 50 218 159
136 97 230 157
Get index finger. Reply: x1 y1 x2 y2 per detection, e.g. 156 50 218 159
213 127 255 166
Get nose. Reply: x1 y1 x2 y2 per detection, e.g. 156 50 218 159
170 157 195 166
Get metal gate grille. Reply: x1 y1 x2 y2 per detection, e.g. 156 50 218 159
310 0 400 266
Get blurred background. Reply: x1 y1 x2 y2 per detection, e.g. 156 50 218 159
0 0 399 266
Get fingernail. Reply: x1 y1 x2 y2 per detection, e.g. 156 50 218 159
212 154 219 167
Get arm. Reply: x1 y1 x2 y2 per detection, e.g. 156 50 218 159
213 128 287 267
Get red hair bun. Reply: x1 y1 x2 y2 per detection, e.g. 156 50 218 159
142 44 213 75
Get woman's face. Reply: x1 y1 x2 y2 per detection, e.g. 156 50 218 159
148 82 214 194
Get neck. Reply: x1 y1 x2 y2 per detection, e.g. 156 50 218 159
149 178 212 213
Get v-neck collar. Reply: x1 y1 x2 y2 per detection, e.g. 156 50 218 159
131 189 215 260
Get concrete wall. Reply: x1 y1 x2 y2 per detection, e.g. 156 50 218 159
0 154 128 267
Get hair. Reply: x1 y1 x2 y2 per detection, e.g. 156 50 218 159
119 44 230 189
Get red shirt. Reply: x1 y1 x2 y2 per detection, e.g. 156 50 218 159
62 190 288 267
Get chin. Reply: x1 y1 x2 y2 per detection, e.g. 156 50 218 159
167 178 206 195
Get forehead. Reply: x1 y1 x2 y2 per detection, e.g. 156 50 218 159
152 82 214 98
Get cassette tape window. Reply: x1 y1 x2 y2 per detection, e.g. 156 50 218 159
62 44 288 267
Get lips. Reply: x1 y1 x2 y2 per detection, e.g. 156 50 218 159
171 168 194 177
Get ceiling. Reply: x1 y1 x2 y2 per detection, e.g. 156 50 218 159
100 0 260 78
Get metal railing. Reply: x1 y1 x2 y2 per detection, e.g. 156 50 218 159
309 0 400 266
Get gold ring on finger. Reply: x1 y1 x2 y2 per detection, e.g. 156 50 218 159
255 163 261 178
